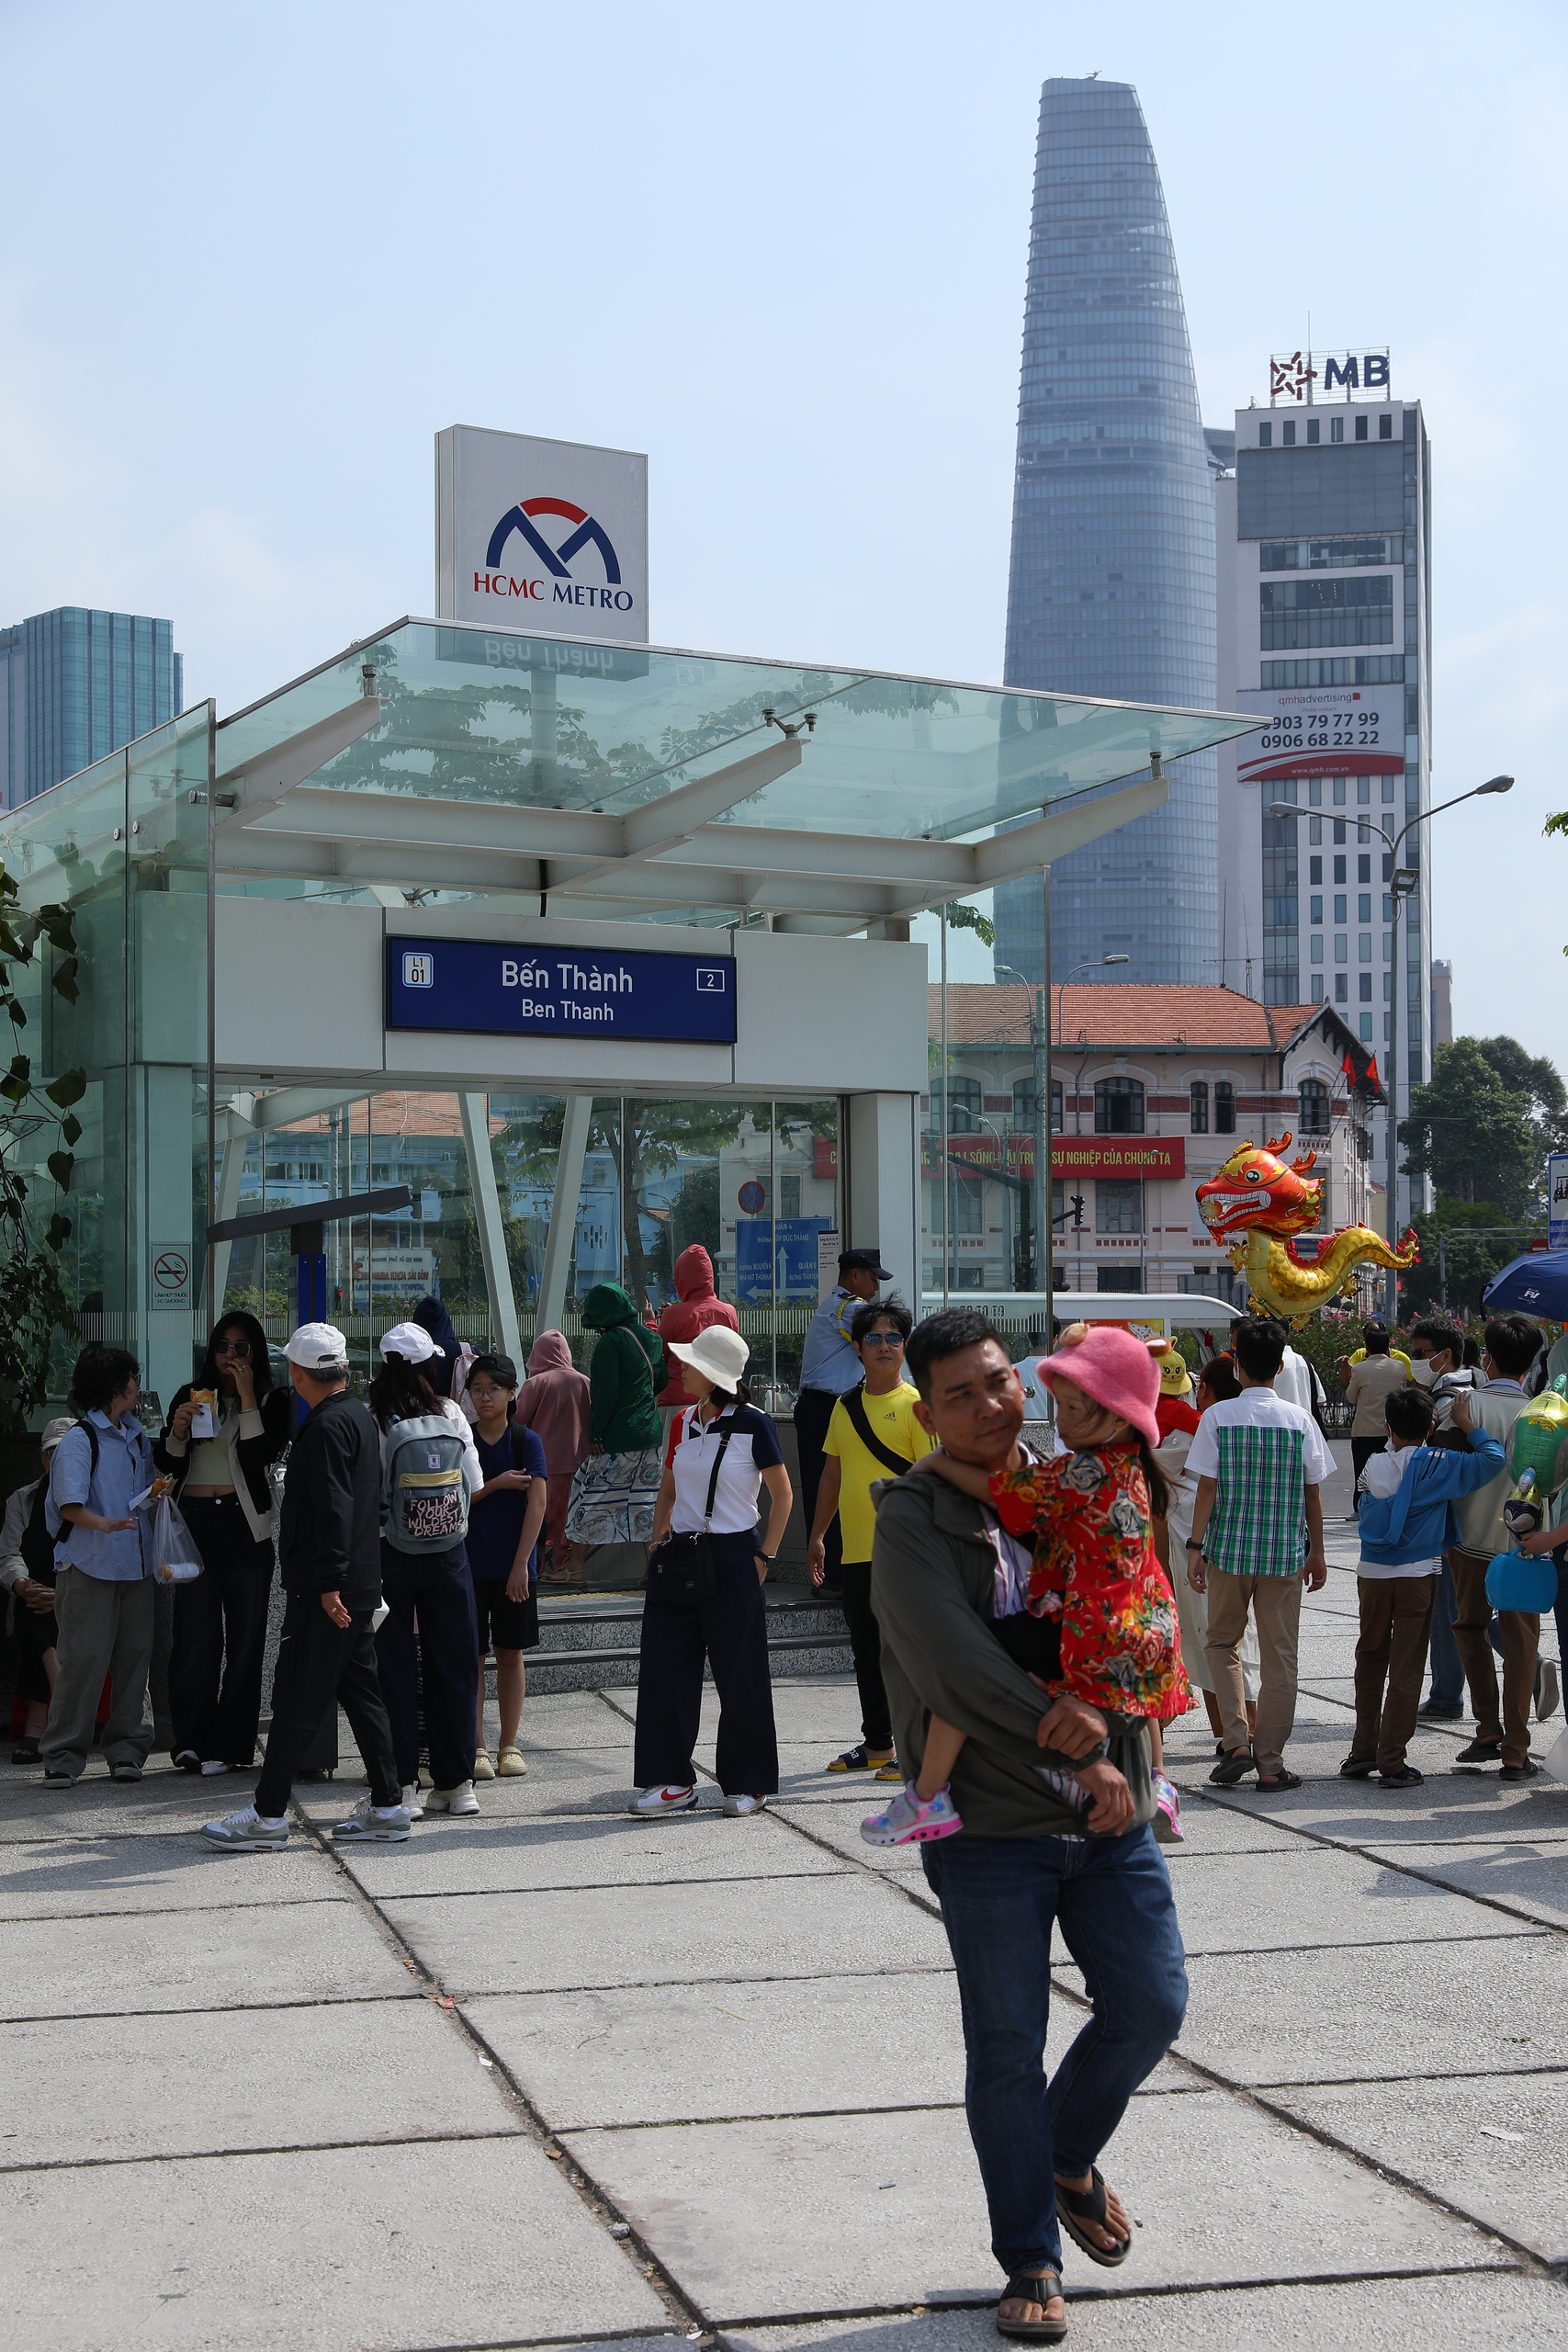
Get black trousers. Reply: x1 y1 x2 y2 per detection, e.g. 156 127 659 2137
794 1386 843 1581
375 1542 479 1792
255 1590 400 1817
1350 1435 1384 1494
15 1575 58 1705
169 1495 275 1766
840 1560 892 1750
633 1531 779 1794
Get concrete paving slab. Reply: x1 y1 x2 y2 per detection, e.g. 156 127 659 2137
1168 1769 1568 1849
0 2134 669 2350
1272 2070 1568 2265
563 2091 1504 2323
1359 1836 1568 1928
1163 1843 1537 1954
0 1893 418 2023
468 1972 1189 2132
724 2269 1566 2352
0 1768 248 1845
0 1832 344 1919
772 1800 938 1873
385 1869 953 1996
0 1995 518 2166
293 1747 638 1821
1169 1932 1560 2085
335 1807 851 1899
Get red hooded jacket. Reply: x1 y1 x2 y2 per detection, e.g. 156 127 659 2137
656 1245 740 1406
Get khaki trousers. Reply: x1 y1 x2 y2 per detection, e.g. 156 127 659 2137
1205 1568 1303 1779
39 1567 155 1779
1350 1575 1438 1774
1450 1548 1540 1770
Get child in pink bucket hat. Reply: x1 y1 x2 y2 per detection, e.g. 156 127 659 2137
862 1323 1190 1851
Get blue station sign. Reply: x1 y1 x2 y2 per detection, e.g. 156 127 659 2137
385 935 738 1045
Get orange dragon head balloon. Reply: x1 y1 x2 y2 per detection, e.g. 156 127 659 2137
1195 1135 1324 1243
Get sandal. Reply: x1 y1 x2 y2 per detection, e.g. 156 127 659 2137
1338 1756 1376 1779
996 2270 1066 2343
1054 2165 1131 2267
826 1745 894 1773
10 1738 41 1764
1379 1765 1423 1787
1253 1770 1303 1792
1209 1747 1256 1785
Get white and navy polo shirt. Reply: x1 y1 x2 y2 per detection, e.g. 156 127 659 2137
665 1404 784 1534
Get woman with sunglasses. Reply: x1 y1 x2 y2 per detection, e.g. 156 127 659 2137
155 1311 294 1776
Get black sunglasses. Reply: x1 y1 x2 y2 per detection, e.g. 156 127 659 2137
215 1337 252 1359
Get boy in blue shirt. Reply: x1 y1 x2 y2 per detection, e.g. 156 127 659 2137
1345 1385 1505 1787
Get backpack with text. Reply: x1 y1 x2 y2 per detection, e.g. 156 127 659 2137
381 1413 470 1554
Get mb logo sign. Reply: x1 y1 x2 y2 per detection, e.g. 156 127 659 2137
1269 349 1391 402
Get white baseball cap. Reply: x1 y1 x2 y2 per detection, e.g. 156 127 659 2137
284 1321 350 1372
378 1320 443 1364
668 1326 750 1390
40 1416 74 1453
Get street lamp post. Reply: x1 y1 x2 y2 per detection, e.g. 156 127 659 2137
1269 774 1511 1319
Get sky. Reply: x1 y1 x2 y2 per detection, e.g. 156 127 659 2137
3 0 1564 1056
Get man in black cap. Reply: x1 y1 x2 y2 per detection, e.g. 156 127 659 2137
795 1247 891 1591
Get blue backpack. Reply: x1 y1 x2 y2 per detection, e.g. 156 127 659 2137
381 1413 470 1554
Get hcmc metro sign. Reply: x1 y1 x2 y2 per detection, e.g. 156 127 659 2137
435 425 649 642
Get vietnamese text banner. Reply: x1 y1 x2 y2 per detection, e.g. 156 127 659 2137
930 1135 1186 1178
385 936 738 1045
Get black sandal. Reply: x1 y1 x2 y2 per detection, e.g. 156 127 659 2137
1054 2165 1131 2267
996 2270 1066 2342
1253 1770 1303 1792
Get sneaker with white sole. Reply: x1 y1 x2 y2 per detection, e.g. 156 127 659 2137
724 1792 768 1817
861 1782 963 1847
1537 1658 1562 1724
628 1783 698 1817
497 1745 527 1777
200 1806 288 1851
424 1780 479 1815
401 1781 425 1822
332 1795 412 1842
473 1747 496 1782
1152 1771 1185 1846
199 1759 231 1777
41 1767 77 1788
109 1761 144 1782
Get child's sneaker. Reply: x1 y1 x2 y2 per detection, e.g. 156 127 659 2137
1152 1771 1184 1845
861 1782 963 1847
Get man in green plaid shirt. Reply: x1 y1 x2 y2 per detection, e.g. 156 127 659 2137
1185 1320 1333 1791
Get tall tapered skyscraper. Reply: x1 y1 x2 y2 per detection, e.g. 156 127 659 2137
995 78 1219 986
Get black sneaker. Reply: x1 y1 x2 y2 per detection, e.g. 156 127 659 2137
1417 1700 1464 1720
1453 1738 1504 1766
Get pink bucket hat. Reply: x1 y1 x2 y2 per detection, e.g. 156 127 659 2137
1037 1325 1161 1448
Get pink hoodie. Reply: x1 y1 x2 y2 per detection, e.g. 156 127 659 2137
656 1245 739 1405
514 1329 592 1476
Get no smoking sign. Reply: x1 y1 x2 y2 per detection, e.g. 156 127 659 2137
151 1243 192 1304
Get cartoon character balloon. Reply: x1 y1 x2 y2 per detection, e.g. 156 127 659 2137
1194 1135 1418 1327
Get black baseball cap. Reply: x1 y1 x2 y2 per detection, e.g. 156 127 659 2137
840 1247 893 1279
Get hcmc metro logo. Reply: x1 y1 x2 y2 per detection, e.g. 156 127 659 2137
475 496 635 614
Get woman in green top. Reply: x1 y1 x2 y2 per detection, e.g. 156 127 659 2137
561 1284 667 1576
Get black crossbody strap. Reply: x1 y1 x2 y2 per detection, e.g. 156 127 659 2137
691 1411 738 1530
841 1384 911 1477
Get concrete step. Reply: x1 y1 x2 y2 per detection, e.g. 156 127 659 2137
522 1589 852 1694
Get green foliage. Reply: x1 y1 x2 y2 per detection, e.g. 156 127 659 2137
0 855 87 1432
1401 1198 1543 1319
1400 1035 1565 1216
942 899 997 948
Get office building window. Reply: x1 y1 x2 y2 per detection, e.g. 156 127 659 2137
1282 420 1296 446
779 1172 801 1218
1309 893 1323 922
1334 856 1347 883
1190 1080 1209 1133
951 1173 983 1235
1359 893 1371 922
1359 933 1372 963
1215 1081 1235 1135
1309 857 1323 885
1355 414 1369 441
1260 654 1406 688
1360 1013 1374 1041
1258 422 1272 447
1359 973 1373 1001
1311 977 1325 1002
1382 775 1395 802
1094 1076 1145 1134
1096 1179 1144 1236
1310 933 1324 964
1382 932 1393 963
1331 416 1344 443
1012 1076 1064 1132
1333 819 1347 840
1335 934 1348 964
1306 418 1320 444
1358 854 1371 883
1298 1080 1331 1135
1097 1268 1144 1295
1379 414 1393 438
1258 536 1402 573
935 1076 981 1134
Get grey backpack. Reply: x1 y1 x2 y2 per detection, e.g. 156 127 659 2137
381 1413 470 1554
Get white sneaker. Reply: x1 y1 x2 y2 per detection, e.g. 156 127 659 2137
425 1780 479 1815
200 1806 288 1851
332 1795 412 1842
401 1781 425 1822
199 1759 231 1777
628 1784 698 1817
724 1792 769 1817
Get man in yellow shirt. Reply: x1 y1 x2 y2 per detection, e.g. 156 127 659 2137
807 1297 933 1779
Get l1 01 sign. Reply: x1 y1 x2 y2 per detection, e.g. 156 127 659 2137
385 936 737 1045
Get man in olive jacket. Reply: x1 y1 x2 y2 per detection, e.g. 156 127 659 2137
872 1308 1187 2337
202 1324 407 1850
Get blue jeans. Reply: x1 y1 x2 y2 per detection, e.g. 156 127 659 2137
1427 1557 1464 1708
921 1825 1187 2278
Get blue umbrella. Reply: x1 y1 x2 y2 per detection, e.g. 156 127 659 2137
1481 1250 1568 1318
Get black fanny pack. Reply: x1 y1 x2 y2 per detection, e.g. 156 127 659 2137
647 1421 736 1609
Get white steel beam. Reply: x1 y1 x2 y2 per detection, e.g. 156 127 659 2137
460 1092 522 1363
535 1095 593 1340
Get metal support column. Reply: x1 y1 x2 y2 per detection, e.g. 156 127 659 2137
459 1091 523 1363
536 1094 593 1340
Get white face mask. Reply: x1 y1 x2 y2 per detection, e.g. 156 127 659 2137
1409 1357 1440 1387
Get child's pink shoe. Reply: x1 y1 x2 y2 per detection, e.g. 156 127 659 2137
861 1782 963 1847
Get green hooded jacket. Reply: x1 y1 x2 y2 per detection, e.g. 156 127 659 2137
581 1283 666 1453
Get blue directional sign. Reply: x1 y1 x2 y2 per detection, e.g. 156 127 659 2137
385 936 737 1045
736 1217 833 1304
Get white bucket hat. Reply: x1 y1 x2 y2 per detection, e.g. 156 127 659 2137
378 1320 443 1363
668 1326 750 1391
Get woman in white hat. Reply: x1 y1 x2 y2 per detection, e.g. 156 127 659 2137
369 1322 484 1817
629 1325 792 1819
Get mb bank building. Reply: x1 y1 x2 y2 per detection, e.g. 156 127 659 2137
0 424 1254 1415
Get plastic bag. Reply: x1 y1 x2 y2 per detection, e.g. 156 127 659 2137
151 1495 204 1584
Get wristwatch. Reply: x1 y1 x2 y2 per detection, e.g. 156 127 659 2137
1185 1536 1204 1549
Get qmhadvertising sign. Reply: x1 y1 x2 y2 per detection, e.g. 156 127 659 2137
434 426 649 641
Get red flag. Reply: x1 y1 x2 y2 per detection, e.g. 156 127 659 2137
1364 1054 1382 1091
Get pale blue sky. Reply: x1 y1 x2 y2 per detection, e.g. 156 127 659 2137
3 0 1563 1051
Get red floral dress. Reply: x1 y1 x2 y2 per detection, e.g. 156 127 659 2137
987 1443 1190 1720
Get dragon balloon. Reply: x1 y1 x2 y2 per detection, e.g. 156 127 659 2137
1195 1135 1418 1327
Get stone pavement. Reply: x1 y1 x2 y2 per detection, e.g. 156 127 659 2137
2 1517 1566 2351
